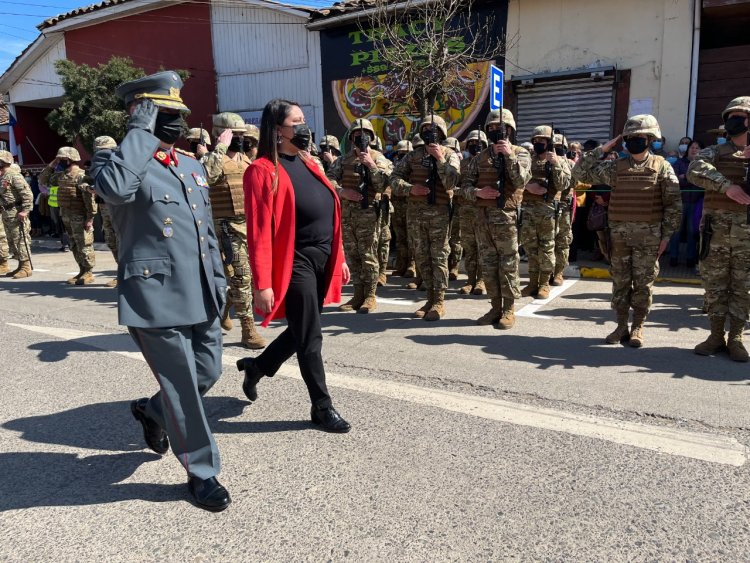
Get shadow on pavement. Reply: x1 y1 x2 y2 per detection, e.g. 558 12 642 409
0 279 118 307
28 332 137 362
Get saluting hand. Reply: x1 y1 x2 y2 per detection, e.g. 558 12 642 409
255 288 274 314
602 135 622 153
127 99 159 134
218 129 233 147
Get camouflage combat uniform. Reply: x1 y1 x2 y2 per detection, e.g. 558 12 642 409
0 215 9 274
91 137 120 288
389 140 414 277
377 193 392 286
0 152 33 278
444 137 463 281
552 134 575 285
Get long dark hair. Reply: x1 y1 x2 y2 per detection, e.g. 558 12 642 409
257 98 302 192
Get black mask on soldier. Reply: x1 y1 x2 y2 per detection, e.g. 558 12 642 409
724 115 749 137
487 129 505 144
421 128 437 146
229 136 243 153
59 160 71 169
154 112 186 144
555 147 566 156
624 137 649 155
533 142 548 155
468 144 482 156
243 139 256 153
190 142 200 153
287 123 311 150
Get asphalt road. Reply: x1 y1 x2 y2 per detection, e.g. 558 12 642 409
1 240 749 561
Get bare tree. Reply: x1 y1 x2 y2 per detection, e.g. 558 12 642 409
357 0 510 120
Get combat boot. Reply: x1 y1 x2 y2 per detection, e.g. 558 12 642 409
377 271 388 287
105 278 118 288
0 260 9 275
220 299 233 330
392 255 408 277
358 283 378 314
727 317 749 363
458 276 476 295
75 270 95 285
496 299 516 330
403 264 416 278
12 261 32 279
536 273 553 300
477 298 502 326
240 315 267 349
67 267 84 285
472 279 486 295
521 272 539 297
406 275 423 290
339 284 365 312
414 289 433 319
694 316 726 356
550 272 564 286
605 309 630 344
448 265 459 281
424 290 446 321
629 309 648 348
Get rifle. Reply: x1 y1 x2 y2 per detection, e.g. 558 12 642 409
219 220 233 266
355 131 372 210
544 123 555 203
493 116 507 209
421 110 439 206
19 215 33 271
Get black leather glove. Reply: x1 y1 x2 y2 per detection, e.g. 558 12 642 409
127 99 159 134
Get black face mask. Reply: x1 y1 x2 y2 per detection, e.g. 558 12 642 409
154 113 186 144
487 129 505 144
228 136 243 152
189 142 199 153
555 147 566 156
285 123 311 150
533 142 548 155
243 139 256 153
724 115 749 137
624 137 649 155
468 144 482 156
59 160 71 169
421 128 437 145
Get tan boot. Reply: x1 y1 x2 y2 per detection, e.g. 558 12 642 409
496 299 516 330
550 272 564 286
472 279 486 295
536 273 552 300
448 267 459 281
727 317 749 363
358 283 378 314
0 260 9 275
605 309 630 344
404 264 416 278
377 271 388 287
11 261 32 279
75 270 95 285
240 315 267 349
521 272 539 297
339 284 365 312
220 301 234 331
67 267 84 285
105 278 118 288
414 289 433 319
628 309 647 348
458 276 476 295
406 275 423 290
424 290 446 321
477 298 502 326
694 316 726 356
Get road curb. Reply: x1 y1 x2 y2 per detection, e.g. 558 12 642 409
579 267 703 286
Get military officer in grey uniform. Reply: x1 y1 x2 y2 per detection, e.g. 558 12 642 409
90 71 230 512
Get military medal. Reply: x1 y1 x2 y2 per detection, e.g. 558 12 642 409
163 217 173 238
192 172 208 187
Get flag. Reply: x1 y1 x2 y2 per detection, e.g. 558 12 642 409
8 110 24 164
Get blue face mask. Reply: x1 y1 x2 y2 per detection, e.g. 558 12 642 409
651 141 663 150
666 156 678 165
716 137 727 145
678 143 688 154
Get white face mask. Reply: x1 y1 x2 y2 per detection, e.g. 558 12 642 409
678 143 688 154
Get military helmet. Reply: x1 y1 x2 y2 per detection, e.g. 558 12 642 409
349 118 376 137
722 96 750 121
465 130 488 147
443 137 461 154
320 134 340 152
530 125 553 141
411 134 425 148
56 147 81 161
0 150 13 166
212 112 246 137
186 128 211 145
553 133 568 149
419 114 448 139
395 140 413 152
9 163 21 173
484 108 516 132
243 124 259 141
622 114 661 139
93 136 117 151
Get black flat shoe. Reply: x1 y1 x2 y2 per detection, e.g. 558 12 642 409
237 357 265 402
311 406 351 433
187 476 231 512
130 398 169 454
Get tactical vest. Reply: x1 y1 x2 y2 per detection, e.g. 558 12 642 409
608 155 664 222
702 143 748 214
48 186 58 208
473 150 524 209
210 154 249 219
0 173 20 208
524 155 561 204
340 152 379 202
57 170 87 214
407 148 452 206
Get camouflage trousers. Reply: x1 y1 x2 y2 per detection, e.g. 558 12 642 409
519 202 556 275
408 202 450 291
216 217 253 318
407 203 421 276
459 204 482 284
391 198 412 269
448 205 462 272
554 205 573 276
60 210 96 271
99 203 119 260
476 207 521 300
0 215 9 261
1 208 31 262
341 201 380 286
609 221 660 312
378 204 391 275
700 211 750 322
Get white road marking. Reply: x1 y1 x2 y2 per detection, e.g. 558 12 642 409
31 269 49 272
376 297 421 306
8 321 747 467
515 279 578 319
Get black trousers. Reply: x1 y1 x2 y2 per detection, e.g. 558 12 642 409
255 246 332 409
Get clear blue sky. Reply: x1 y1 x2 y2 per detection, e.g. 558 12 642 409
0 0 335 76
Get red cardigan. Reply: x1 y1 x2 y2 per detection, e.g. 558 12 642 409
243 155 344 327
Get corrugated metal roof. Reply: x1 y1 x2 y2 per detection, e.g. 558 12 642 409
310 0 375 20
0 104 8 126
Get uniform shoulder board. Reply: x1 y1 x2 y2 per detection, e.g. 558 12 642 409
174 148 197 159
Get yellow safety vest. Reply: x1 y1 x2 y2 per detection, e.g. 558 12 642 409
48 185 58 208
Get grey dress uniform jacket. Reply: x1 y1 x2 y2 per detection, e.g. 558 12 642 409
91 128 227 328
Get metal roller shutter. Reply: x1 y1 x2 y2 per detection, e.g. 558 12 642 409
515 76 615 144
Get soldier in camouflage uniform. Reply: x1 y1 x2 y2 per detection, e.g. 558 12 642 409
390 140 414 277
319 135 341 173
327 118 392 313
460 109 532 328
205 112 266 349
0 211 9 275
575 115 681 347
404 133 425 286
92 136 120 288
184 127 211 163
376 187 392 287
551 133 575 286
0 150 34 278
391 116 461 320
687 96 750 362
444 136 463 281
520 126 572 300
457 129 488 295
243 124 259 162
40 147 97 285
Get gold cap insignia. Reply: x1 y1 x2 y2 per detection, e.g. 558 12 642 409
169 87 180 99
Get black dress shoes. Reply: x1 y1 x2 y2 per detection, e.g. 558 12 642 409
237 357 264 402
311 406 351 433
130 398 169 454
187 476 231 512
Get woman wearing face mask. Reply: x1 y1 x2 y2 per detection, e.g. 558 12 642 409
651 136 668 157
667 140 704 268
677 137 692 158
238 98 352 433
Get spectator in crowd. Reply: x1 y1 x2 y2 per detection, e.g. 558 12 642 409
570 139 599 261
677 136 692 158
651 136 668 157
668 139 704 269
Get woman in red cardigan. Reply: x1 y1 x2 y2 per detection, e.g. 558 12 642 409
236 99 352 433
